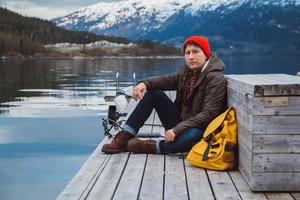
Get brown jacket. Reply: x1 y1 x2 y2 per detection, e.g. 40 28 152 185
142 52 227 135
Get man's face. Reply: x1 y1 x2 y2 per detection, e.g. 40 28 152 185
184 45 207 70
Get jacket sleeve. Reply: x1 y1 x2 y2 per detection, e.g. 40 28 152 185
140 72 181 91
173 74 227 135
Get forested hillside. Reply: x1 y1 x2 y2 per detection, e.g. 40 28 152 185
0 8 180 56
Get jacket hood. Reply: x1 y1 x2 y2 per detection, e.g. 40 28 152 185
206 52 225 73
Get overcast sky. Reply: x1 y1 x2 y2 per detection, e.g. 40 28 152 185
0 0 121 20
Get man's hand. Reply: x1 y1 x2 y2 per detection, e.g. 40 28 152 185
165 129 176 142
133 82 147 101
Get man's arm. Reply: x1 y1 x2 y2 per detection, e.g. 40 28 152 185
141 72 181 91
132 72 181 101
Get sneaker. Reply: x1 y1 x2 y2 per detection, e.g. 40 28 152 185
102 130 133 154
127 138 157 154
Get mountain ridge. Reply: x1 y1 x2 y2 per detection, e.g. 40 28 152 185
53 0 300 55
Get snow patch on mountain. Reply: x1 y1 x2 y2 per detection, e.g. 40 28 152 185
52 0 300 48
54 0 249 31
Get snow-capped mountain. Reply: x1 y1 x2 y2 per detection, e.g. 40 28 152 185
53 0 300 53
54 0 243 31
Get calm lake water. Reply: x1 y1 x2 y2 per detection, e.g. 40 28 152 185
0 55 299 200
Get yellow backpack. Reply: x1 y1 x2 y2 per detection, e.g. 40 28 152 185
186 107 238 171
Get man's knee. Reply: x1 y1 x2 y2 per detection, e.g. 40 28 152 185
181 128 204 141
145 89 164 98
143 89 166 102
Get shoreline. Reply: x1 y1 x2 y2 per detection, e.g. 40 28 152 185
1 55 183 60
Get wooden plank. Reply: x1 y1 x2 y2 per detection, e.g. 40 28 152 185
136 92 156 137
149 90 171 127
152 107 164 137
265 193 295 200
228 87 300 116
207 170 241 200
250 172 300 191
253 154 300 172
138 125 155 137
166 90 172 99
228 74 300 85
226 76 258 97
253 134 300 153
164 154 189 200
138 108 160 137
153 110 163 126
86 152 130 200
151 125 165 138
229 171 267 200
251 115 300 135
239 137 253 170
238 123 253 151
113 153 147 200
238 140 254 189
139 154 164 200
233 106 254 133
239 160 253 192
263 96 289 107
254 83 300 97
56 137 110 200
184 160 214 200
226 74 300 97
238 120 300 153
234 107 300 134
262 74 300 84
169 90 176 102
291 193 300 200
251 74 295 84
144 110 156 126
150 90 174 135
238 126 300 191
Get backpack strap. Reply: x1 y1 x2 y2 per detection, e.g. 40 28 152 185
201 107 234 161
202 107 234 138
202 134 212 161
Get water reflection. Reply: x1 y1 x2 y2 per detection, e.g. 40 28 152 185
1 92 107 118
0 57 184 200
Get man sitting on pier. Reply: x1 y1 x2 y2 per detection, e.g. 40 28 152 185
102 36 227 154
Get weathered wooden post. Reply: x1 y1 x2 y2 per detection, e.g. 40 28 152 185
226 74 300 191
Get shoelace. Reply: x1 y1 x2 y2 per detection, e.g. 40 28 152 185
113 132 131 143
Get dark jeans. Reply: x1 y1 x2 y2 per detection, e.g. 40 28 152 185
123 89 204 154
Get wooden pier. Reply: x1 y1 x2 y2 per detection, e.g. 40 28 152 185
57 77 300 200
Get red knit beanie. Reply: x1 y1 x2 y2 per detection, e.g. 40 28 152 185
183 36 211 58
